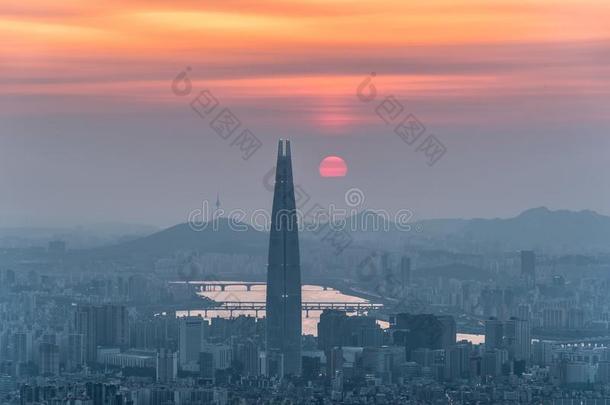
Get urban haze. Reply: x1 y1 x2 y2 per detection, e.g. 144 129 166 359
1 1 610 405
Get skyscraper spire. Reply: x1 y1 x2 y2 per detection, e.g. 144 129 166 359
265 139 302 377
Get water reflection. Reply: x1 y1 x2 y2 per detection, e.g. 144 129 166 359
176 284 370 336
176 282 486 344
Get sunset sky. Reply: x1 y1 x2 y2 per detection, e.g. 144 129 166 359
1 0 609 227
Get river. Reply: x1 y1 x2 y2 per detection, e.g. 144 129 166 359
175 282 485 344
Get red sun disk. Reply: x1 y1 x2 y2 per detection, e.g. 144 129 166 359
319 155 348 177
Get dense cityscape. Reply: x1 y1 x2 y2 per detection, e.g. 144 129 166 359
1 140 610 404
3 0 609 403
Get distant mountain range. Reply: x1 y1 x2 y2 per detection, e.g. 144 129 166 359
0 222 159 249
89 218 266 260
79 207 610 260
416 207 610 252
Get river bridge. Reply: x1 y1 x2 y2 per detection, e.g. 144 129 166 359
199 301 383 318
533 335 610 345
185 280 335 292
191 281 266 291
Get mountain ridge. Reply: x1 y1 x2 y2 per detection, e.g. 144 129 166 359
76 207 610 258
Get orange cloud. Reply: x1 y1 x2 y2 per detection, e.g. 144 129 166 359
1 0 609 129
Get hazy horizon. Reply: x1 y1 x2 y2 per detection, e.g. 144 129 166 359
0 204 606 231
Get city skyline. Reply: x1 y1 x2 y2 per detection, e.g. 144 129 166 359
2 1 610 403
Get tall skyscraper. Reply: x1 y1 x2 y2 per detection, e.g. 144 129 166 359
392 313 454 360
75 304 128 365
12 332 32 364
235 339 260 377
75 306 98 364
156 349 177 383
96 305 129 348
506 317 532 365
318 310 383 355
485 317 504 351
520 250 536 284
179 316 207 371
266 139 302 376
39 342 60 376
437 315 457 349
400 256 411 293
66 333 85 371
